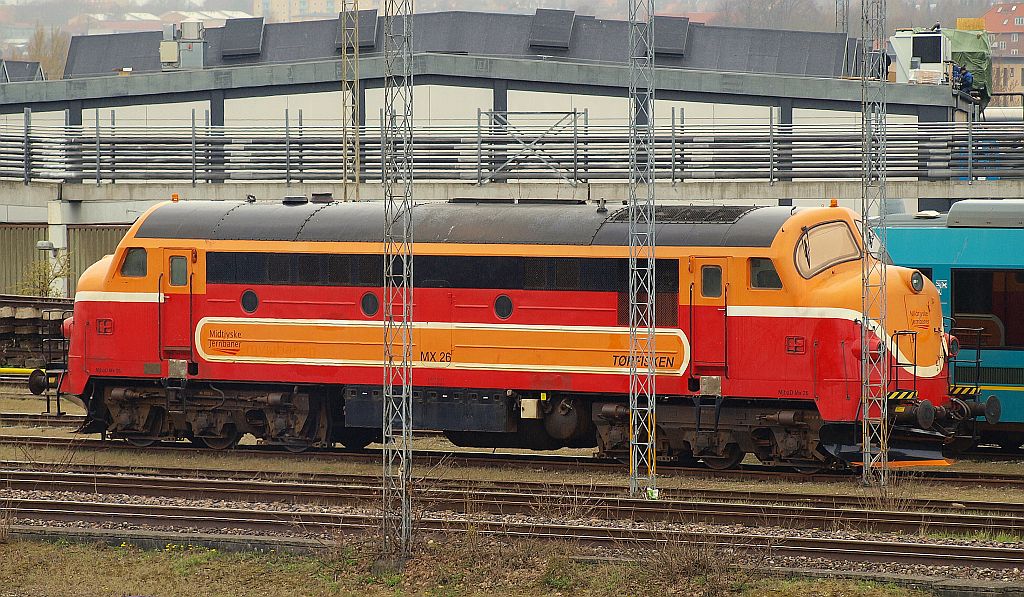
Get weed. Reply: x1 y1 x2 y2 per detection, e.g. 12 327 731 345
542 557 577 591
0 499 11 543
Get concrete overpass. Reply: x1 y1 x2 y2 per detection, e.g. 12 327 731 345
0 53 969 125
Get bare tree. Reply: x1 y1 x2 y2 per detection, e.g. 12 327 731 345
14 253 71 298
18 26 70 80
710 0 830 30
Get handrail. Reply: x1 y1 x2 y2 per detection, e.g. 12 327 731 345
2 120 1024 186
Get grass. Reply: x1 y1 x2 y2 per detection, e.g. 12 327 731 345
0 394 86 415
0 536 928 597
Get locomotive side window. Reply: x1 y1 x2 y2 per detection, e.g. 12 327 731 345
169 256 188 286
952 269 1024 349
120 247 147 277
795 221 861 278
750 258 783 290
268 254 291 284
204 251 680 296
701 266 723 298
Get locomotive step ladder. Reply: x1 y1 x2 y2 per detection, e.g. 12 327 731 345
164 359 189 414
692 378 725 455
890 330 918 397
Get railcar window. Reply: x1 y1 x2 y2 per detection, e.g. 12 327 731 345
702 266 723 298
795 221 861 278
750 258 783 290
119 248 147 278
169 256 188 286
952 269 1024 349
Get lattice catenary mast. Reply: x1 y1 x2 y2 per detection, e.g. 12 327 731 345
627 0 658 498
340 0 360 201
381 0 415 556
860 0 890 486
836 0 849 35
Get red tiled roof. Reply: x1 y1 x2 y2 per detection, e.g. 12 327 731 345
983 3 1024 33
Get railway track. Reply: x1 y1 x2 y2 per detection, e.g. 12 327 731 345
4 496 1023 570
3 465 1024 532
0 294 73 309
0 413 82 427
3 433 1024 488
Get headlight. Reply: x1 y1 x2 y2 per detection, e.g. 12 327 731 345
948 335 960 358
910 270 924 293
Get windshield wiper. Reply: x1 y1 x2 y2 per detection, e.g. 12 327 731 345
801 227 811 268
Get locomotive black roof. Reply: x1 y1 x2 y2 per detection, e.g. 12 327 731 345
134 201 794 247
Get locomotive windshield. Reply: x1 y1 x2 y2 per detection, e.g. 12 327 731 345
795 221 861 278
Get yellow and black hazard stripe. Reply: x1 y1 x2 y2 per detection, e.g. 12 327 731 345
887 390 918 401
949 385 980 396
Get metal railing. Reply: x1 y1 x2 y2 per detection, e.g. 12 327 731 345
3 113 1024 186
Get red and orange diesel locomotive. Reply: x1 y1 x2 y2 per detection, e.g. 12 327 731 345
54 198 998 469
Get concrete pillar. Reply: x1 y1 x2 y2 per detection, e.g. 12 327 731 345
65 102 84 184
45 201 70 298
778 99 793 182
65 101 83 126
358 85 367 126
209 90 225 126
492 80 508 113
918 105 949 182
209 90 226 183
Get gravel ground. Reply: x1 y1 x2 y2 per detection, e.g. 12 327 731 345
4 487 1023 583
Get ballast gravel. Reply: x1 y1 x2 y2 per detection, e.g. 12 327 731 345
2 486 1023 583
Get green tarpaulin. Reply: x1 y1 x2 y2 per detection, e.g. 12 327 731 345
912 27 993 108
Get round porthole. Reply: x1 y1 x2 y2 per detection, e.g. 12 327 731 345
361 292 380 317
494 294 513 320
240 289 259 313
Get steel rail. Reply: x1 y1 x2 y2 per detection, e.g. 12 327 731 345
3 461 1024 516
4 435 1024 488
3 498 1022 569
3 466 1024 530
0 413 82 427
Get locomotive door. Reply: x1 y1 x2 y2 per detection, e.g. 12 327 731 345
159 248 195 360
689 257 728 373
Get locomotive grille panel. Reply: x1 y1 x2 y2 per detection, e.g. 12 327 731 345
955 366 1024 386
609 205 761 224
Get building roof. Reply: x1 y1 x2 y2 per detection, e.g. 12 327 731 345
64 8 849 79
982 3 1024 33
1 60 43 83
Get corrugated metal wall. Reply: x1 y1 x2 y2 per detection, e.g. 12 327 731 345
0 224 47 294
67 226 130 294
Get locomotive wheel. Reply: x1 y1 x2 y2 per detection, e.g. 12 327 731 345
791 463 826 475
999 440 1023 452
282 441 312 453
123 437 158 448
191 433 241 450
336 428 378 450
674 454 700 468
702 444 745 470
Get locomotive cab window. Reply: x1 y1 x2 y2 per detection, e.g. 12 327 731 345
795 221 861 278
750 258 783 290
701 265 723 298
169 256 188 286
119 247 147 278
